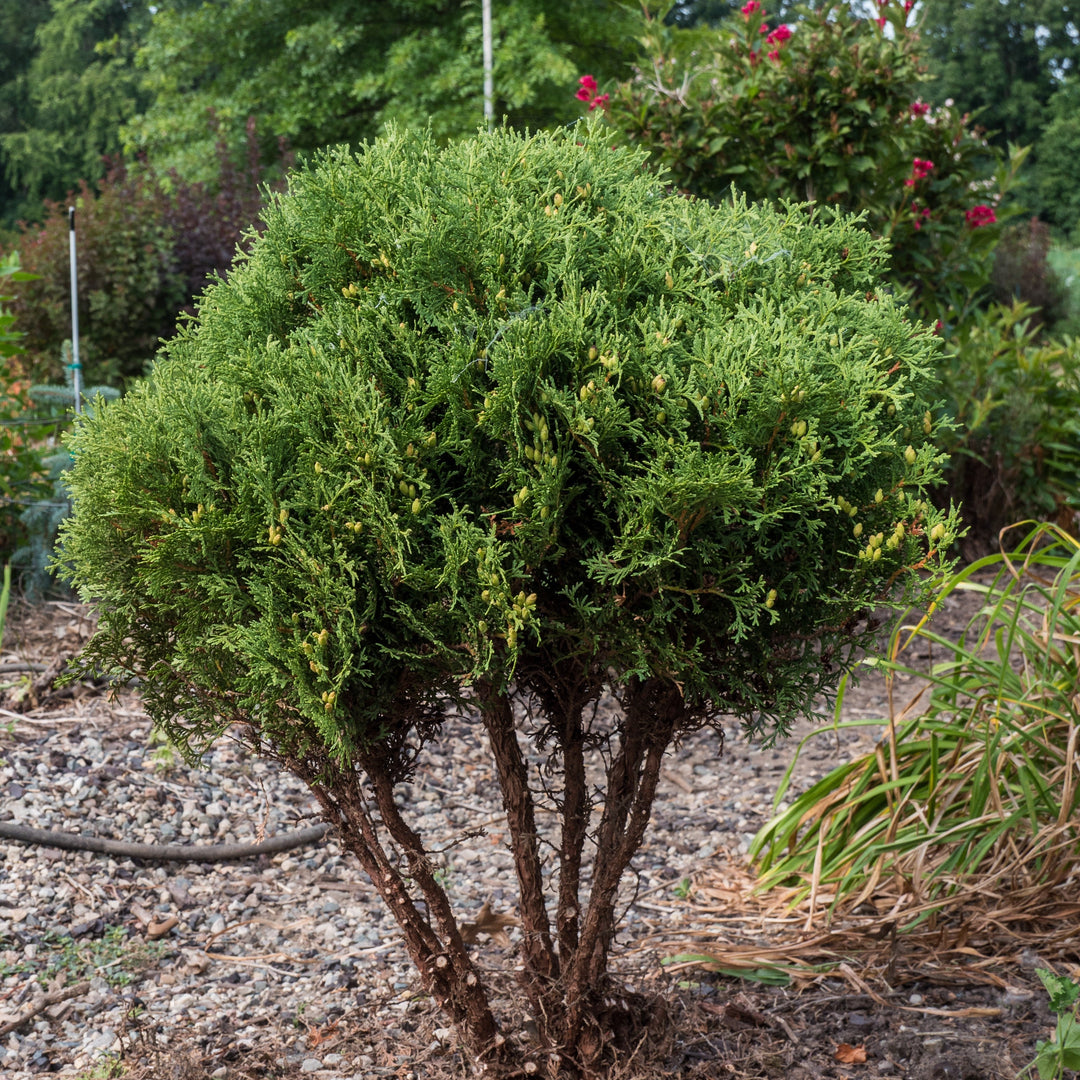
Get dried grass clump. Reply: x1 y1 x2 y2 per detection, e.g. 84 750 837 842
749 521 1080 941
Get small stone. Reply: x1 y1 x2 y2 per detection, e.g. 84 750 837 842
87 1029 117 1050
300 1058 323 1073
322 1054 344 1066
211 1068 228 1079
908 993 923 1005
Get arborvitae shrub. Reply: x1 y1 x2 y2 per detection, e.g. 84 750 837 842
59 123 959 1073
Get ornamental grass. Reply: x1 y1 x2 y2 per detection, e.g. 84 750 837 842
751 521 1080 935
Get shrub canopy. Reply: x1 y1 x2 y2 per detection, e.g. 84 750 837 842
59 122 957 773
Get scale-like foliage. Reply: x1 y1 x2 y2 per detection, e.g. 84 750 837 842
58 122 958 774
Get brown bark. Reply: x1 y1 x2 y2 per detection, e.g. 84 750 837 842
563 678 680 1045
302 760 501 1057
478 681 559 1011
556 718 588 966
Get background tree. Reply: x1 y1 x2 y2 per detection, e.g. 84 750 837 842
920 0 1080 151
123 0 640 182
1034 80 1080 240
0 0 52 227
0 0 149 227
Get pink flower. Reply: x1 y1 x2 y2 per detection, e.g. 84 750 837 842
576 88 592 101
911 101 930 117
760 21 769 33
588 93 609 112
912 157 934 179
911 203 931 230
766 24 791 44
904 178 915 187
578 74 597 95
965 204 997 228
741 0 762 16
748 49 760 66
904 0 914 12
768 49 780 61
934 320 943 336
876 17 886 27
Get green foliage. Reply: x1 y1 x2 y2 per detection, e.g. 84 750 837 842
1032 82 1080 242
0 0 150 226
1026 969 1080 1080
935 301 1080 546
603 0 1024 329
123 0 640 183
0 0 56 226
920 0 1080 158
58 123 959 772
1048 244 1080 337
752 523 1080 928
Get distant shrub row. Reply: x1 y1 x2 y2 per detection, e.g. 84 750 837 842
2 117 284 389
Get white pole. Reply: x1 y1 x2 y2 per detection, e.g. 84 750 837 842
482 0 493 131
68 207 82 415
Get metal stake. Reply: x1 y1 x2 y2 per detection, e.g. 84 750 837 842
68 207 83 415
482 0 493 131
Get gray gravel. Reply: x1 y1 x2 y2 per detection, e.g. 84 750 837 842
0 593 964 1078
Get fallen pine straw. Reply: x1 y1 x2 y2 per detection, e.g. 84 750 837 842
640 858 1080 994
652 525 1080 991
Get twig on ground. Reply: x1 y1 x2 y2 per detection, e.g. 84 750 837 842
0 981 92 1038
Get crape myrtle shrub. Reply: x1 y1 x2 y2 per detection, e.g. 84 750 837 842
59 124 958 1071
603 0 1023 330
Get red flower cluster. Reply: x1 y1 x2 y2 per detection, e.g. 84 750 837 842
910 101 930 118
766 24 791 45
904 157 935 186
576 75 609 111
741 0 762 16
876 17 886 28
965 204 997 228
911 203 931 231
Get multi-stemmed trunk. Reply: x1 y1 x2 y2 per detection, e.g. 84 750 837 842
283 673 692 1076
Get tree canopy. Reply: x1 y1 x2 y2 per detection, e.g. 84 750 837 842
121 0 640 182
921 0 1080 153
0 0 149 227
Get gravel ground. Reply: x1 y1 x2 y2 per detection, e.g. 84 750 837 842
0 590 997 1079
